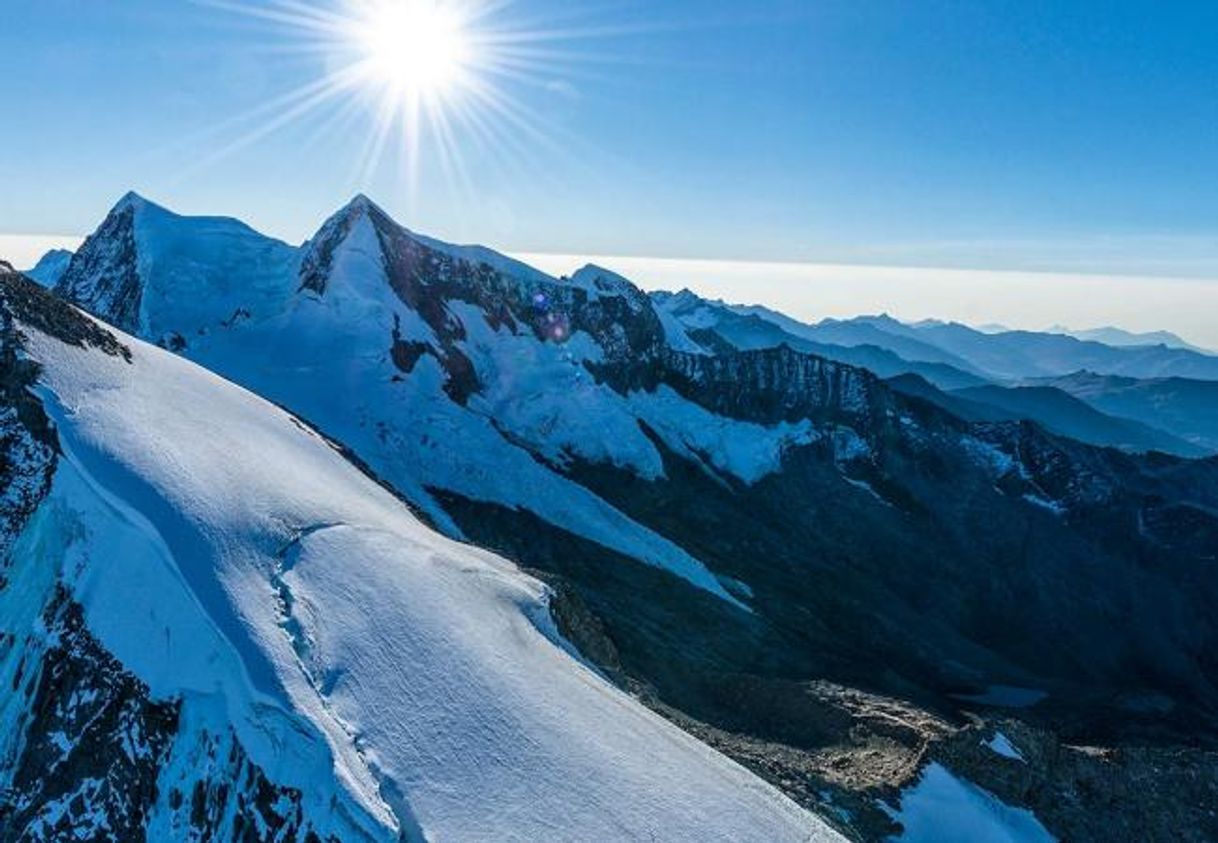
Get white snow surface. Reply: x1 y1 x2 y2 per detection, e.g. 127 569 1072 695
18 317 842 843
105 200 831 604
887 763 1055 843
984 732 1026 762
125 194 301 340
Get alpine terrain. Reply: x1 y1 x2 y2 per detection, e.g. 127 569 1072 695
4 192 1218 841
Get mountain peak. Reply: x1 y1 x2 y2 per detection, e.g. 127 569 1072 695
111 190 173 217
570 262 625 288
53 193 149 332
103 191 179 227
572 261 615 277
25 248 74 287
331 193 392 226
299 195 396 297
115 189 147 209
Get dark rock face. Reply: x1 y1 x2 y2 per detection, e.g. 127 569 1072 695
937 721 1218 843
159 730 336 843
0 588 339 843
0 268 61 580
596 344 888 428
0 589 180 843
53 200 144 335
582 382 1218 730
2 264 131 363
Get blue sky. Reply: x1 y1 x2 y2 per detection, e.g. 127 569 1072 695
4 0 1218 339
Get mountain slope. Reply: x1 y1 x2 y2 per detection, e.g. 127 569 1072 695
1059 326 1211 354
0 263 839 842
948 384 1205 457
911 321 1218 381
23 248 73 287
1032 371 1218 453
48 195 1218 840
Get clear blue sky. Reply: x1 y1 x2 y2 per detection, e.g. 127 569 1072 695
3 0 1218 278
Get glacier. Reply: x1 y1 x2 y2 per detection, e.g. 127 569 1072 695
2 273 843 841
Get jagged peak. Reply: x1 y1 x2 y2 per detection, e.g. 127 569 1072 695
115 189 147 210
308 194 411 256
566 263 652 309
571 262 626 288
653 288 719 317
865 312 904 326
24 249 74 287
304 193 564 298
331 192 390 224
571 262 619 280
33 247 73 260
108 190 176 221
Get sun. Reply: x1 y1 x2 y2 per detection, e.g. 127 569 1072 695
353 1 472 98
200 0 623 198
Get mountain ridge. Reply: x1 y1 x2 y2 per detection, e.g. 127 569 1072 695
23 192 1218 841
1 262 841 842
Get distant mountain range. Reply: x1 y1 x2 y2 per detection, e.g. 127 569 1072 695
1050 324 1212 354
1028 370 1218 453
654 291 1218 458
4 193 1218 841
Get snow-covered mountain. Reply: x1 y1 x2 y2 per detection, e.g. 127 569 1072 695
0 262 841 842
22 249 73 288
29 193 1218 840
57 194 784 603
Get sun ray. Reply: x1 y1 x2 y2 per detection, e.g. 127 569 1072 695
190 0 678 210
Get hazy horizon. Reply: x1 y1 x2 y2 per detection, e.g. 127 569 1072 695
7 216 1216 350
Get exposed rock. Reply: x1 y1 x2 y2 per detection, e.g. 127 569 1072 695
53 197 143 334
2 263 131 362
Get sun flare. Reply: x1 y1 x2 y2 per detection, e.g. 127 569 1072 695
354 1 472 98
202 0 614 198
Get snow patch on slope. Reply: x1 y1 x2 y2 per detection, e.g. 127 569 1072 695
456 301 821 485
887 763 1055 843
984 732 1026 762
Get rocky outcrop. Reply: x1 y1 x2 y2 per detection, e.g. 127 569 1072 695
53 195 144 334
1 588 179 843
596 344 887 428
301 197 667 403
0 586 339 843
